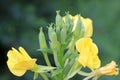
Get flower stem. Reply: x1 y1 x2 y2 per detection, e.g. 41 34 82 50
43 53 51 66
83 74 94 80
83 70 97 80
78 71 91 76
53 51 60 67
39 73 49 80
92 76 99 80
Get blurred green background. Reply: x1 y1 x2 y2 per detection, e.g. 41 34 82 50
0 0 120 80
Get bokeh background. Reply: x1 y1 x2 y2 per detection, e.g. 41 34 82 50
0 0 120 80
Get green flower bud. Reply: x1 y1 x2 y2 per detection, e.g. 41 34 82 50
48 25 58 50
56 10 64 28
39 28 47 49
63 12 73 31
60 26 66 44
73 15 84 40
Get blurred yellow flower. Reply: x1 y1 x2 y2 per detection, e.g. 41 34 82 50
7 47 37 76
98 61 119 76
81 17 93 37
76 38 101 70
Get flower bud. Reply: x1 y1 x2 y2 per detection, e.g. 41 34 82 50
60 26 66 44
48 25 58 50
62 12 73 31
39 28 47 49
56 11 64 28
73 15 84 40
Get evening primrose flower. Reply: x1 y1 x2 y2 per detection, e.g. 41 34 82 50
7 47 37 76
81 17 93 37
97 61 119 76
76 38 101 70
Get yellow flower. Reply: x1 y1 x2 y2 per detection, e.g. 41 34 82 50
76 38 101 70
7 47 37 76
97 61 119 76
81 17 93 37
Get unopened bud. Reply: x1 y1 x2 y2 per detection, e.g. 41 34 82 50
48 25 58 50
39 28 47 49
63 12 73 30
56 11 64 28
73 15 84 40
60 26 66 44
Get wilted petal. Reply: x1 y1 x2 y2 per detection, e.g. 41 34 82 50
98 61 119 76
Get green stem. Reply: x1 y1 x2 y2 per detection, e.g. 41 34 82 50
39 73 49 80
92 76 98 80
83 70 97 80
77 71 91 76
43 53 51 66
53 51 61 67
65 61 82 79
83 74 94 80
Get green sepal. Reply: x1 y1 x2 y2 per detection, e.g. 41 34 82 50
32 65 56 73
33 73 38 80
66 61 82 79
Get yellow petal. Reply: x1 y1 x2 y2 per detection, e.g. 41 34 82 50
7 50 21 63
91 43 98 54
98 61 119 75
19 47 31 59
93 55 101 69
81 17 93 37
7 60 26 76
76 38 92 52
87 55 101 70
7 47 37 76
76 38 101 70
77 50 89 67
14 59 37 70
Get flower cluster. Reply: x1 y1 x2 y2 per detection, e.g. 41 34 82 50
7 11 119 80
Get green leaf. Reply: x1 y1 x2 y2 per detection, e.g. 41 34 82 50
33 73 38 80
66 61 82 79
37 48 53 54
52 69 63 77
63 52 79 61
63 59 75 77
